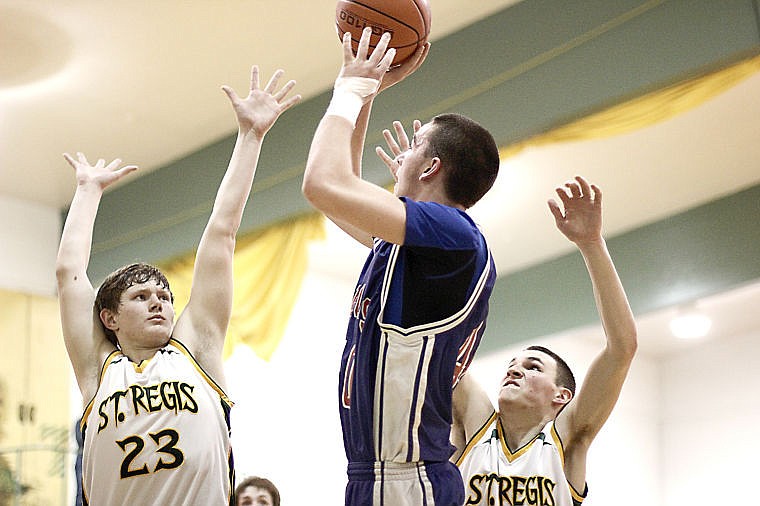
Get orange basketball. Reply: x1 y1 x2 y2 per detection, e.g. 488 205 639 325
335 0 431 66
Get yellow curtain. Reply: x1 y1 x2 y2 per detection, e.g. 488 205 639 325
160 213 325 361
501 53 760 159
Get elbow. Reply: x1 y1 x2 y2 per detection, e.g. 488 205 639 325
55 258 82 295
302 164 333 211
55 257 75 284
301 170 319 205
619 327 638 361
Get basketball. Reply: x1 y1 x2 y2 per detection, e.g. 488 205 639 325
335 0 431 66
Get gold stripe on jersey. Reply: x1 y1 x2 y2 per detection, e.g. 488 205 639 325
550 422 588 503
456 411 497 466
497 417 543 463
550 423 565 464
80 349 122 433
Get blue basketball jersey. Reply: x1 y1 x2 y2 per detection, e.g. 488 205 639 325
340 198 496 466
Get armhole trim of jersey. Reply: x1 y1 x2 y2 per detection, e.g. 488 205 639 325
550 422 588 502
169 338 234 407
455 410 497 466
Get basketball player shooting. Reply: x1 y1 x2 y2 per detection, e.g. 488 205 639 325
302 27 501 506
56 66 299 505
450 177 638 506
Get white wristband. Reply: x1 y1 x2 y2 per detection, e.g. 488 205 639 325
325 77 380 126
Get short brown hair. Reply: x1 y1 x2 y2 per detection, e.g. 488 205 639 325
95 263 173 347
427 113 500 209
235 476 280 506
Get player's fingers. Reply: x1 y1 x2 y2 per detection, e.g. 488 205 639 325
375 146 396 169
356 27 372 60
575 176 592 199
221 85 239 104
342 32 355 63
278 94 302 112
76 152 88 164
409 42 430 71
104 158 122 171
591 184 602 206
555 186 571 207
264 68 284 94
378 48 395 72
250 65 261 91
369 32 391 64
565 181 581 198
382 129 401 155
63 153 76 168
273 79 296 102
547 199 564 221
116 165 138 175
392 121 409 150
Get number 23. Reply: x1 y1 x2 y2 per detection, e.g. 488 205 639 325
117 428 184 478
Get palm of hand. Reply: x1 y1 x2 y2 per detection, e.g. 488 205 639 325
65 153 136 190
236 90 281 135
558 203 601 243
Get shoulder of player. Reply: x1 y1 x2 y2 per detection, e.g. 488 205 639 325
404 199 484 248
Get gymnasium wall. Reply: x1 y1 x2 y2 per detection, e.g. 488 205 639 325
77 0 760 348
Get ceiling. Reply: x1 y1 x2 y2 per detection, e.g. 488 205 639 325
0 0 520 208
2 0 760 357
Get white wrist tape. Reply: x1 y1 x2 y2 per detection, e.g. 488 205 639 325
325 77 380 126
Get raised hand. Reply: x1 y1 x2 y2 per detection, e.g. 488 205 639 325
339 27 396 82
375 119 421 179
379 42 429 93
221 65 301 138
548 175 603 246
63 152 138 191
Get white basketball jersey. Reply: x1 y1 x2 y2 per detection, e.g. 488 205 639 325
456 413 586 506
80 339 233 506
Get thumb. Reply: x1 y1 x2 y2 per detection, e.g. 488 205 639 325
221 85 238 103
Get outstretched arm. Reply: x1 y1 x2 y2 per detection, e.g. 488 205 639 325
450 373 496 464
303 28 426 245
56 154 137 399
551 176 638 487
323 43 429 248
175 67 300 382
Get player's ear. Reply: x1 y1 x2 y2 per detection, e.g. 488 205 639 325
419 157 441 181
554 386 572 406
100 308 119 332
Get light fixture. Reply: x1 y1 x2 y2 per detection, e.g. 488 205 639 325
669 310 712 339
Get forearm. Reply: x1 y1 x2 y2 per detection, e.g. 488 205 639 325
350 100 374 176
56 184 103 278
184 130 263 342
206 129 263 237
578 238 637 356
302 115 356 211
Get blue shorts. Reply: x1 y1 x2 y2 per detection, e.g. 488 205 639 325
346 461 465 506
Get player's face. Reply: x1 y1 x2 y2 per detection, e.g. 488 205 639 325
498 350 560 409
108 280 175 346
237 486 274 506
391 122 436 198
